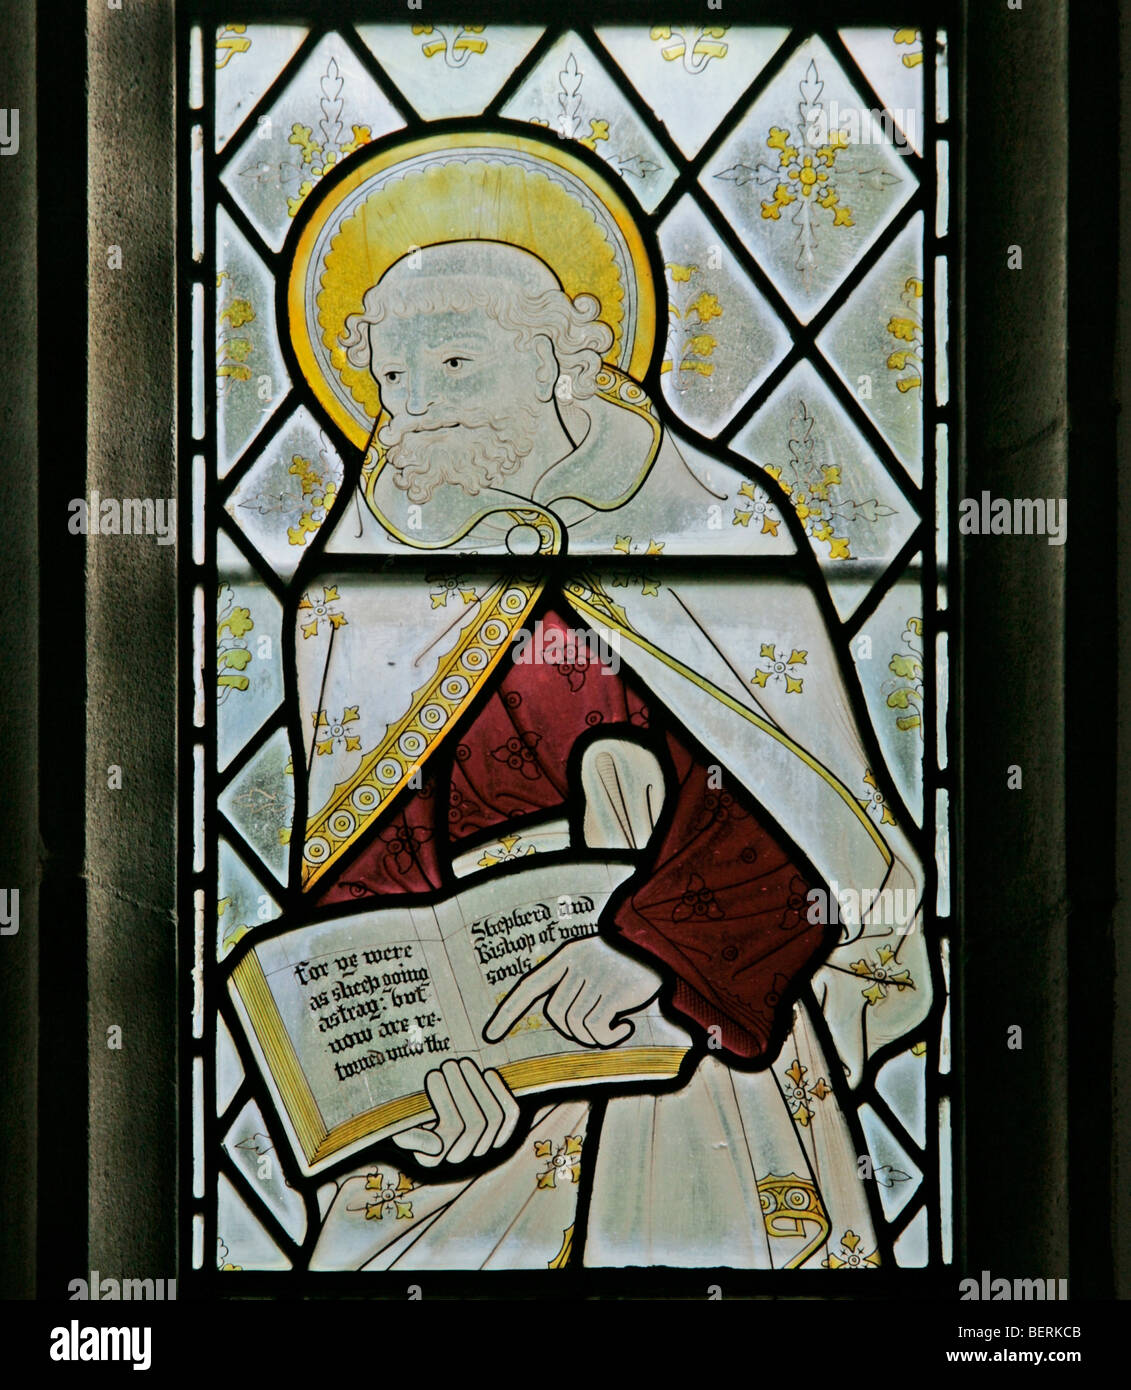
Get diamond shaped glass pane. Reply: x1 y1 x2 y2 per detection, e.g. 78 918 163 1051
818 212 924 486
839 26 926 156
217 207 291 478
224 1100 308 1244
731 360 916 619
218 835 281 960
658 195 792 436
216 1014 245 1115
356 23 544 119
705 35 917 324
217 533 285 772
499 32 677 213
221 32 406 252
224 406 345 581
215 23 309 151
876 1047 928 1149
859 1104 922 1222
219 727 294 887
217 1172 291 1270
596 25 789 158
894 1207 929 1268
851 566 925 824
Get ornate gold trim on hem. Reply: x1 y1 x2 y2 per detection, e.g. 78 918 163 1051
302 575 545 889
758 1172 831 1269
548 1225 574 1269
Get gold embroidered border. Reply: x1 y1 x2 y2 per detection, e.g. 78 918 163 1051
758 1173 831 1269
302 575 545 889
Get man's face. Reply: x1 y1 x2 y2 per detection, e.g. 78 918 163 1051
367 304 551 502
368 306 540 426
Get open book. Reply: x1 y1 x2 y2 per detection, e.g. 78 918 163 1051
230 858 691 1174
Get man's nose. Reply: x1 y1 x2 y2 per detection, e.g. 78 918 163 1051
405 372 436 417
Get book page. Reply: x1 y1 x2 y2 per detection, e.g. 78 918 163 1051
234 903 478 1160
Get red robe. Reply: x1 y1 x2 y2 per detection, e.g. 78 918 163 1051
317 610 827 1060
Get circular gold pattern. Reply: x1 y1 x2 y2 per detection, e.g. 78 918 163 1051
376 758 403 786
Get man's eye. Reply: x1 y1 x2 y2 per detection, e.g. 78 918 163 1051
444 357 467 370
383 371 401 384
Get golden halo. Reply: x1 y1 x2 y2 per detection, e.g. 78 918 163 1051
287 130 656 452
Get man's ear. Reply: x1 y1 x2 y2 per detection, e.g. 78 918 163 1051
532 335 559 403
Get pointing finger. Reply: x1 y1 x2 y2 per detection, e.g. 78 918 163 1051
565 983 603 1047
483 955 568 1042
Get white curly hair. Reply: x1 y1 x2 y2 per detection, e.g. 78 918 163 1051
340 240 615 403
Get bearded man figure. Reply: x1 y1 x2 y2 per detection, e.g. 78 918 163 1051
261 136 932 1272
341 241 614 511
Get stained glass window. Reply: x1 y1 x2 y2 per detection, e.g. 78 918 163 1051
183 14 954 1279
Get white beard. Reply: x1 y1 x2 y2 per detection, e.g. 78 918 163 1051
380 405 542 504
